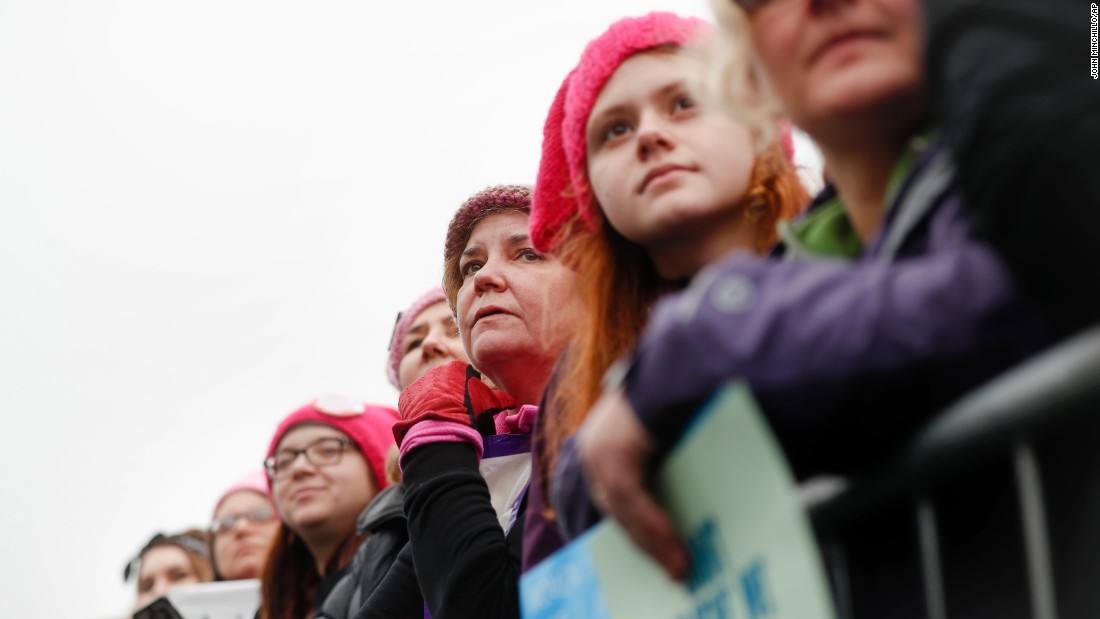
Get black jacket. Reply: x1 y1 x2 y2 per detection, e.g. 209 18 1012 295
927 0 1100 334
355 442 525 619
313 484 409 619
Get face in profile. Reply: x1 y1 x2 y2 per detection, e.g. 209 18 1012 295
455 211 578 382
397 301 468 390
134 545 203 611
744 0 924 138
586 50 756 253
210 490 279 581
269 424 375 543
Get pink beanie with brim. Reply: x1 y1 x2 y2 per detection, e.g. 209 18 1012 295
387 287 449 389
212 469 274 518
264 396 400 493
530 12 795 254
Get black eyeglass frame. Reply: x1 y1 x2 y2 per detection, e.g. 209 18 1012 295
208 507 277 536
263 437 355 479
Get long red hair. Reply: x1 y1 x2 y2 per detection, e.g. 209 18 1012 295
540 139 807 509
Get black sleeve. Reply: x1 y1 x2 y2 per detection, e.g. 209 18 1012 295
401 442 522 619
354 543 423 619
926 0 1100 333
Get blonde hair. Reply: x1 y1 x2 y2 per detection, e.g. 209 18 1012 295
706 0 783 153
384 444 402 485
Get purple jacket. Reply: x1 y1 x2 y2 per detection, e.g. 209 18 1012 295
551 138 1049 540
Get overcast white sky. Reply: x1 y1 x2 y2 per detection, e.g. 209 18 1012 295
0 1 820 616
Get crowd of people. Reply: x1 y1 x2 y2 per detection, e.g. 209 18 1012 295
120 0 1096 616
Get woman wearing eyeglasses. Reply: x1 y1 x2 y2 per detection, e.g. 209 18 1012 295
208 470 280 581
258 396 400 619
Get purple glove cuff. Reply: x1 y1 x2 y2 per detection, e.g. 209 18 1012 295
399 419 485 466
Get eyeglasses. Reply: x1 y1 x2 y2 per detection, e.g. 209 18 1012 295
264 437 354 479
209 507 276 536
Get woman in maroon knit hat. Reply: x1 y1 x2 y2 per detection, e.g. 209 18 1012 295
357 184 582 619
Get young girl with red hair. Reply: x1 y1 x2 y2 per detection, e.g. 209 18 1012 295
524 10 808 569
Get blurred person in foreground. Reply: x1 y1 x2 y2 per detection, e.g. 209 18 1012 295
924 0 1100 334
575 0 1051 588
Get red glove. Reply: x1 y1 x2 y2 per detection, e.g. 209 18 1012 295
392 360 516 446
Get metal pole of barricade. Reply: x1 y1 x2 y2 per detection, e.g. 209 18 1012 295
1014 442 1058 619
916 497 947 619
822 540 853 619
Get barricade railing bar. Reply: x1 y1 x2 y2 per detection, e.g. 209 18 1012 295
803 325 1100 619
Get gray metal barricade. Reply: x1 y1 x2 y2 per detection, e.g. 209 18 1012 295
804 326 1100 619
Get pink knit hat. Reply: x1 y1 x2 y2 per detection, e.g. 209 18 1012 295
264 396 399 493
530 12 711 252
212 469 273 518
386 287 449 389
530 12 796 253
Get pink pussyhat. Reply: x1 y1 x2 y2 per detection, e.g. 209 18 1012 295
212 469 275 518
529 12 795 254
530 12 711 253
264 396 400 493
